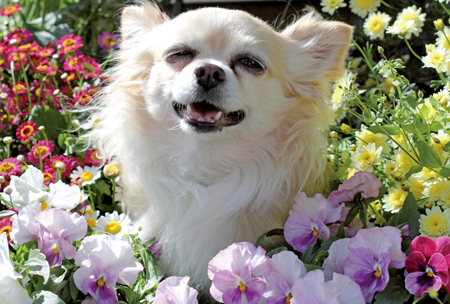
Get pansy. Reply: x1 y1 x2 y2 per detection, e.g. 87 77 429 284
0 4 21 17
27 140 54 164
10 204 42 245
16 121 38 142
284 192 343 253
56 34 83 54
0 157 22 179
73 235 143 304
94 211 133 239
0 232 33 304
327 171 381 205
97 31 119 52
153 276 199 304
70 166 101 186
208 242 271 304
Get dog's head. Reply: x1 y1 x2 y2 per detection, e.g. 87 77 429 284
115 3 352 143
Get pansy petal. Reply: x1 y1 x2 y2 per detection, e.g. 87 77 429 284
222 287 244 304
348 228 392 258
429 253 449 285
410 236 437 259
405 251 427 273
268 251 305 287
378 226 406 268
405 271 441 297
325 273 365 304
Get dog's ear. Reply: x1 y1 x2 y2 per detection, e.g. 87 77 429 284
121 2 168 42
281 11 352 96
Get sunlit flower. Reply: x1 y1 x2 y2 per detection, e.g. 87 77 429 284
382 185 408 213
0 4 21 17
349 0 380 18
84 209 100 229
16 121 37 141
0 158 22 179
94 211 132 239
432 130 450 162
405 174 426 200
331 71 352 113
328 171 381 205
356 124 390 154
56 34 83 54
386 19 416 38
75 55 102 80
27 140 54 164
85 149 102 166
70 166 101 186
45 155 74 179
350 143 382 172
423 177 450 203
419 206 450 238
97 31 119 52
363 12 391 40
422 47 450 73
74 89 93 106
6 29 33 45
153 277 199 304
11 82 27 95
396 5 426 38
437 26 450 50
0 210 16 243
320 0 347 15
103 162 121 178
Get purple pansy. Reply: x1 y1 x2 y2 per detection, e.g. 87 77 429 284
284 192 343 253
153 276 199 304
208 242 271 304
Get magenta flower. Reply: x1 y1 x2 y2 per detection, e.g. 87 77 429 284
97 31 119 52
56 34 83 54
263 251 306 304
0 157 23 179
327 171 382 205
405 236 450 296
153 277 198 304
284 192 343 253
73 235 143 304
208 242 271 304
27 140 54 164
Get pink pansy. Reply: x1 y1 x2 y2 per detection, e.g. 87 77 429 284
208 242 271 304
73 235 143 304
10 204 42 244
27 140 54 164
323 238 351 281
327 171 382 205
284 192 343 253
153 276 199 304
97 31 119 52
263 251 306 304
405 236 450 296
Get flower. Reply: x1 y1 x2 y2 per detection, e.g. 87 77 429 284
350 142 382 172
153 277 199 304
0 4 21 17
320 0 347 15
74 89 93 106
355 125 390 154
328 171 381 205
45 155 74 179
349 0 380 18
208 242 271 304
94 211 133 238
363 12 391 40
27 140 54 164
74 235 143 303
103 163 121 178
56 34 83 54
437 26 450 50
423 177 450 203
432 130 450 162
0 232 33 304
70 166 101 186
76 55 103 80
6 29 33 44
97 31 119 52
15 121 37 141
419 206 450 238
382 185 408 213
405 236 450 296
284 192 343 253
396 5 426 38
386 19 416 38
10 204 42 245
422 47 450 73
0 157 22 179
83 208 100 229
85 149 103 166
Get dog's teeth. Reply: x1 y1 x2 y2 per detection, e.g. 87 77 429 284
207 118 214 123
187 104 192 114
197 117 205 122
214 111 222 120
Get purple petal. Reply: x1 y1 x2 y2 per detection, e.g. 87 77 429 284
210 270 239 302
405 271 442 297
291 293 320 304
73 266 95 293
429 253 449 285
222 287 244 304
291 270 340 304
10 204 41 244
284 213 318 253
290 192 327 221
208 243 252 279
264 271 290 299
268 251 305 287
348 227 392 259
328 171 381 204
378 226 406 268
243 284 264 304
323 238 351 281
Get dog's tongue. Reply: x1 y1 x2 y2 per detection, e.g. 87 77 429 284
189 102 219 120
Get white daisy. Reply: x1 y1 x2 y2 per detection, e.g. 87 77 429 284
70 166 101 186
94 211 132 239
349 0 381 18
320 0 347 15
84 208 100 229
386 19 416 38
396 5 426 39
422 47 450 73
437 27 450 50
363 12 391 40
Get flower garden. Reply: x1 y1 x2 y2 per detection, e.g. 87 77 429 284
3 0 450 303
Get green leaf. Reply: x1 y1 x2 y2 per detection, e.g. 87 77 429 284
301 242 320 264
344 204 360 226
440 165 450 178
304 264 324 272
336 223 346 238
35 265 68 293
28 105 68 141
32 31 57 46
267 246 287 258
374 275 411 304
429 96 439 110
25 249 50 283
367 125 402 136
0 210 16 218
92 179 111 196
416 140 442 169
389 192 419 240
405 93 418 109
405 165 423 179
254 228 284 247
69 274 78 301
31 290 65 304
320 237 342 253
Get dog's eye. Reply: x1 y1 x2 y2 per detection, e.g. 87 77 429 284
239 58 263 69
172 51 192 56
166 49 196 64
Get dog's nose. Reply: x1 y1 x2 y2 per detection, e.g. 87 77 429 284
194 64 225 91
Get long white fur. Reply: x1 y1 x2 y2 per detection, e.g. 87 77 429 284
88 1 352 292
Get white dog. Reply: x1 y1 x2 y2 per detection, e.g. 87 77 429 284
89 1 352 292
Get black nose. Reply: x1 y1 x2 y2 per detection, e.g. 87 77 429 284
194 64 225 91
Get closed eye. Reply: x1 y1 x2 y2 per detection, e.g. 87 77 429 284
239 58 263 69
165 46 197 64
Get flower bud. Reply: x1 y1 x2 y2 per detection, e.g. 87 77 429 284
4 186 12 195
424 201 433 209
61 73 68 79
3 20 8 26
38 126 45 132
0 93 7 99
103 163 121 178
418 90 424 99
0 176 5 184
9 39 18 45
55 162 66 171
435 19 445 31
429 288 439 299
350 144 357 151
425 44 436 54
3 137 12 145
17 155 24 163
52 54 59 59
377 46 384 54
53 89 60 95
432 136 441 144
341 123 351 135
330 131 338 138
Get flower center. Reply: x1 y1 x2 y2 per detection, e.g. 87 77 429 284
86 218 96 228
53 246 59 255
81 172 94 182
0 226 12 238
239 281 246 292
82 63 95 74
41 201 48 211
0 162 14 172
91 151 101 162
5 6 18 14
426 267 434 278
14 84 25 92
97 277 105 287
374 268 381 278
79 94 91 104
1 114 13 125
34 146 48 158
21 125 34 138
40 49 51 56
86 210 94 215
285 293 293 303
104 37 116 47
105 221 121 234
63 38 75 47
43 172 52 183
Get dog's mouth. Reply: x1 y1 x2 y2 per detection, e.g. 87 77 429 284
172 101 245 132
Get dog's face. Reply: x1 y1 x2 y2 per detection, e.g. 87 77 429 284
119 4 352 142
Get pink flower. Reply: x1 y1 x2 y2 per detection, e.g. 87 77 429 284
0 209 17 244
97 31 119 52
0 113 18 130
27 140 54 164
153 277 199 304
0 157 22 179
328 171 382 205
284 192 343 253
405 236 450 296
45 155 75 179
85 149 102 166
208 242 271 304
6 29 33 44
74 89 93 106
0 4 21 17
16 121 37 142
56 34 83 54
76 55 102 80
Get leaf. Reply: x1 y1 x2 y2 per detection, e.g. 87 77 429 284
389 192 419 240
367 125 402 136
374 275 411 304
24 249 50 283
416 140 442 169
0 210 16 218
301 242 320 264
32 31 57 47
304 264 324 272
320 237 342 253
32 290 65 304
336 223 345 238
28 105 68 141
344 204 360 226
69 274 78 301
254 228 284 247
405 165 423 179
267 246 287 258
35 265 68 293
440 165 450 178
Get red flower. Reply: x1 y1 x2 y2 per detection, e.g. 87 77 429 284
0 4 21 17
16 121 38 141
56 34 83 54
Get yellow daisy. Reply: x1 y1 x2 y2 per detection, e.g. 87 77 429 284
320 0 347 15
422 47 450 73
419 206 450 238
349 0 380 18
356 124 391 154
382 185 408 213
396 5 426 38
350 142 383 172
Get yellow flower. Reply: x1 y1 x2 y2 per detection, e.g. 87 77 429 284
416 167 439 182
356 125 391 154
382 185 408 213
423 177 450 202
384 160 396 177
418 100 438 123
331 71 353 112
433 89 450 107
426 44 437 53
422 47 450 73
432 130 450 162
320 0 347 15
419 206 450 238
405 174 426 200
349 0 380 18
435 19 445 31
437 26 450 50
350 142 382 172
381 77 395 95
397 5 426 38
363 12 391 40
386 19 416 38
392 148 415 176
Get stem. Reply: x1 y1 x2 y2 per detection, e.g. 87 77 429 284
87 184 96 211
403 37 422 60
111 178 116 209
276 0 292 31
30 138 43 171
352 38 382 92
380 0 399 10
10 60 19 111
439 72 447 86
440 2 450 17
442 29 450 51
2 143 10 178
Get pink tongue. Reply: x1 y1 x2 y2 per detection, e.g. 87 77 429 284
190 103 219 119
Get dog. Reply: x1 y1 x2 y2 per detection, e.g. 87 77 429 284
89 1 352 293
